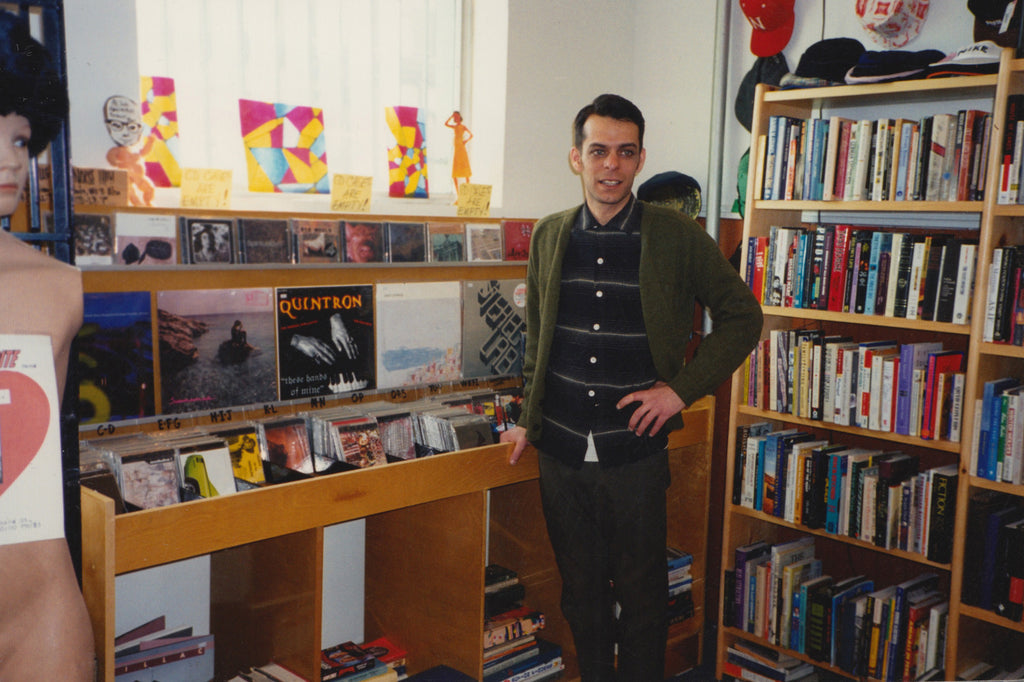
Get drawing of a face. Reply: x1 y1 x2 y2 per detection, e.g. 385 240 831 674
345 223 381 263
104 95 144 147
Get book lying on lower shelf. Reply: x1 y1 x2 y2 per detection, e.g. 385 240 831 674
113 615 214 682
482 638 563 682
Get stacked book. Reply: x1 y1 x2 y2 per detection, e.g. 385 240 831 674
758 110 991 204
321 636 407 681
732 425 959 563
482 564 562 682
744 225 977 326
667 547 695 625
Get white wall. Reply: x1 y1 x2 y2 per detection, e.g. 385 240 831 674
499 0 719 218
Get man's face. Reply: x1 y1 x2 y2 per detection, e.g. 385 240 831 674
569 114 645 223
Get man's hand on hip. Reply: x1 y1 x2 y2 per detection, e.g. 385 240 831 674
617 381 685 437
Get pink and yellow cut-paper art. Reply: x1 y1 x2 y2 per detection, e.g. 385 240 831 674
238 99 329 193
386 105 428 198
139 76 182 187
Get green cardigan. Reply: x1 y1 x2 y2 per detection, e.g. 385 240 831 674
518 202 763 442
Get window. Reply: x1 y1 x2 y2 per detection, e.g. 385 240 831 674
135 0 466 206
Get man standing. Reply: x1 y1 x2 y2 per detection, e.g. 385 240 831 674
501 94 762 681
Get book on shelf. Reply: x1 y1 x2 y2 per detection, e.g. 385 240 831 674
483 606 545 650
320 640 378 681
482 638 562 682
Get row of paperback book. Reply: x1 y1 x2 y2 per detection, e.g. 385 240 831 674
80 387 520 512
79 279 525 423
745 224 977 325
482 564 563 682
73 211 534 266
724 536 949 681
743 334 966 443
981 244 1024 344
733 424 959 564
962 490 1024 626
758 109 991 204
320 636 408 681
970 375 1024 484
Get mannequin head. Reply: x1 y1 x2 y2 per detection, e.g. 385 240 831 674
0 11 66 157
0 11 67 217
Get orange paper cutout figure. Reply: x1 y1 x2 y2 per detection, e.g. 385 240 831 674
445 110 473 196
104 95 155 206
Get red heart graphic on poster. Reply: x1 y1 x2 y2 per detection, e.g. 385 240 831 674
0 370 51 498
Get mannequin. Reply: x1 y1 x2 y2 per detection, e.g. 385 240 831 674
0 11 95 680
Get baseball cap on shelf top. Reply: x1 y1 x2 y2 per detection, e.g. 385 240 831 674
856 0 931 49
739 0 796 57
968 0 1022 47
780 37 866 88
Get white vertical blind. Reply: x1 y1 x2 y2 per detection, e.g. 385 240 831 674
135 0 462 197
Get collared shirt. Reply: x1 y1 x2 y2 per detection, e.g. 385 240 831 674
536 197 666 467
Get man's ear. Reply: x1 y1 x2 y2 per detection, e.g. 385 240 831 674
569 146 582 173
636 147 647 175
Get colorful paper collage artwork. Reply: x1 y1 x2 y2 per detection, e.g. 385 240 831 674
139 76 182 187
238 99 329 194
386 105 428 198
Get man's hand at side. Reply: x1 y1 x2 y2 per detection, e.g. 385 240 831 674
617 381 685 437
500 425 529 465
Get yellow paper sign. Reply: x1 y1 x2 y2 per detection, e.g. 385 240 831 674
330 174 373 212
70 167 129 207
457 183 492 217
180 168 232 210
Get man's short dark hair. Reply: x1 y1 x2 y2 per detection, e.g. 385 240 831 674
573 94 645 150
0 11 68 157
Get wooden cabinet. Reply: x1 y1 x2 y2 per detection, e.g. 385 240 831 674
718 56 1016 681
81 398 713 681
76 208 714 680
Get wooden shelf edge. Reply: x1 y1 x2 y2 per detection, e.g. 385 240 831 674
760 306 972 334
751 199 984 212
720 627 858 680
761 74 998 103
734 405 963 454
109 444 538 574
957 604 1024 633
727 504 953 570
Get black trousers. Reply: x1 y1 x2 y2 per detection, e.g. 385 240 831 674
538 450 670 682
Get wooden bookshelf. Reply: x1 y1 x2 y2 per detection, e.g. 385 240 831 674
718 50 1024 681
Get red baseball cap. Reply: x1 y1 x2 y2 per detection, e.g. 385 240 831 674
740 0 796 57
